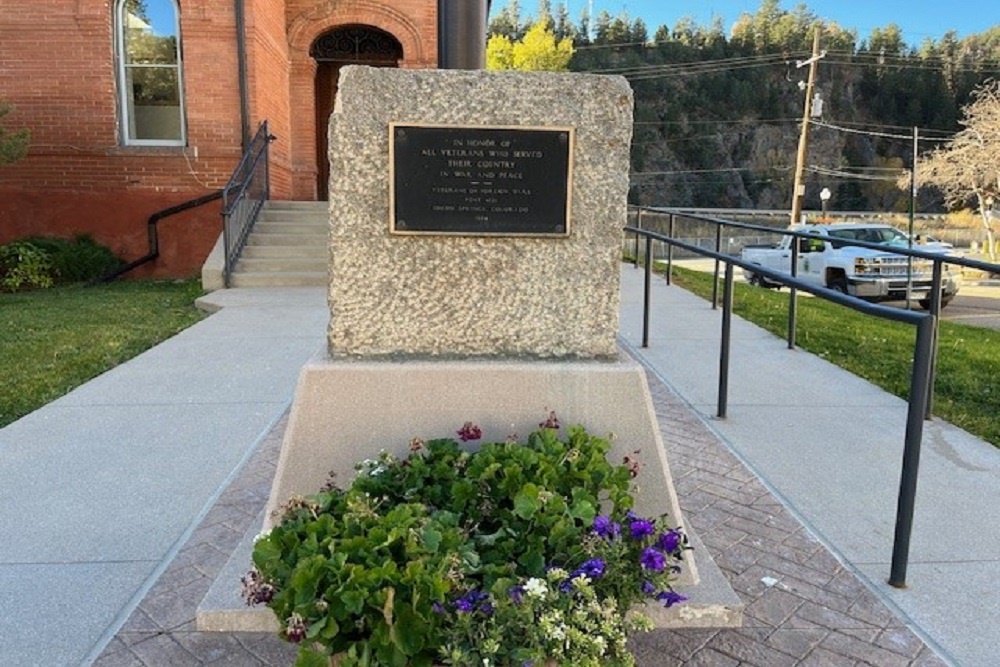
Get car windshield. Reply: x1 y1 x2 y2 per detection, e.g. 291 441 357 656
827 227 909 248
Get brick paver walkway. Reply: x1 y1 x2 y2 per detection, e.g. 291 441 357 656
93 367 948 666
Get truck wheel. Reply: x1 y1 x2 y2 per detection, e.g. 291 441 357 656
748 273 761 287
829 277 848 294
918 295 954 310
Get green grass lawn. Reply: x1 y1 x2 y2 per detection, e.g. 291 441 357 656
4 270 998 449
662 265 1000 448
0 280 206 428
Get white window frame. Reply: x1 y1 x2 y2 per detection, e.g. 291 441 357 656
114 0 187 146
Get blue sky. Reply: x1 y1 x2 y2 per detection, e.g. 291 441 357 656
490 0 999 45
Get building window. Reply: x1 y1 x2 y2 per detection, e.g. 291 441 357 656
115 0 185 146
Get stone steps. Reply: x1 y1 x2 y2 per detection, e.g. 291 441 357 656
228 201 328 288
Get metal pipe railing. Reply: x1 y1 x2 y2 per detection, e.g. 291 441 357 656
90 189 224 284
624 219 946 589
222 121 276 287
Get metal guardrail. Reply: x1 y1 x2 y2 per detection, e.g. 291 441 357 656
222 121 276 288
621 206 1000 589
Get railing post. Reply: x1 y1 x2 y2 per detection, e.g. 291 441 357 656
666 213 675 285
717 262 734 418
222 191 232 288
643 235 652 348
924 261 943 419
633 210 641 268
788 239 799 349
712 225 723 310
889 313 935 588
263 120 272 201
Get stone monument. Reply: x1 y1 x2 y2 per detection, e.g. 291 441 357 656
197 66 747 633
264 66 689 551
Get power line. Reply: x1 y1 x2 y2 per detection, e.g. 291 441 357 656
810 118 953 142
824 56 1000 76
589 51 791 75
633 118 800 126
808 165 901 182
631 167 786 176
814 118 957 137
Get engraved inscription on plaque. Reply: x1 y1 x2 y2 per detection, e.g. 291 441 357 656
390 124 573 236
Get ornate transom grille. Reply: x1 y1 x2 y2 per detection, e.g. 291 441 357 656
310 26 403 62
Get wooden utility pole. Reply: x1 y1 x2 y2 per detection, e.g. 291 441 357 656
790 27 824 224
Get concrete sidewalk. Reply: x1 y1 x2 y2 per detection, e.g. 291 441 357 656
0 287 327 666
3 270 995 665
618 265 1000 667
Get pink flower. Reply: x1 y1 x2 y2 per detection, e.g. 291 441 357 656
457 422 482 442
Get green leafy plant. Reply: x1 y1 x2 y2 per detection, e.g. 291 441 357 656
23 235 123 283
0 240 55 291
245 415 690 667
0 235 123 291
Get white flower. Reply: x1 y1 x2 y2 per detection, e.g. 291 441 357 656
253 529 271 543
524 577 548 598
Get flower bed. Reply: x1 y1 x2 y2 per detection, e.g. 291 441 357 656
243 413 690 667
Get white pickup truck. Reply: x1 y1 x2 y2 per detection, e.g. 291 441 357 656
740 223 961 309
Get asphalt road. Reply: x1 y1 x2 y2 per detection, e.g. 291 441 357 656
936 285 1000 330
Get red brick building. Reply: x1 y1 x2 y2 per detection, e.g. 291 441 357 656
0 1 464 277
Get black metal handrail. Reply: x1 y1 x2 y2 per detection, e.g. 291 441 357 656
624 215 953 590
630 206 1000 418
222 121 276 287
90 190 224 284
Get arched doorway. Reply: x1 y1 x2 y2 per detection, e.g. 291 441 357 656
312 26 403 199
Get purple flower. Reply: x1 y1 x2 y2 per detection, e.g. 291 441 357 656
656 590 688 608
454 589 491 614
641 580 656 595
640 547 666 572
577 558 606 579
629 518 655 540
432 602 446 614
509 585 525 605
593 515 621 540
657 529 683 554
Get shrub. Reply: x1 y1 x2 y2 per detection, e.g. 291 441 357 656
23 235 123 283
0 241 55 291
0 235 122 290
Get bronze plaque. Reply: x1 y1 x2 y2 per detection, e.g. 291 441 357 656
390 123 573 236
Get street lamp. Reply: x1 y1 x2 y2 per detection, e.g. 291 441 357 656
820 187 831 221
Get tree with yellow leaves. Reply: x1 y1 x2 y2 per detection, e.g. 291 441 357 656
486 21 574 71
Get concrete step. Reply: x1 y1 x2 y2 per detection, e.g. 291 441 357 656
241 244 328 259
228 271 327 288
197 511 742 633
253 215 326 227
235 257 327 273
262 200 328 212
252 221 327 235
246 232 326 247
